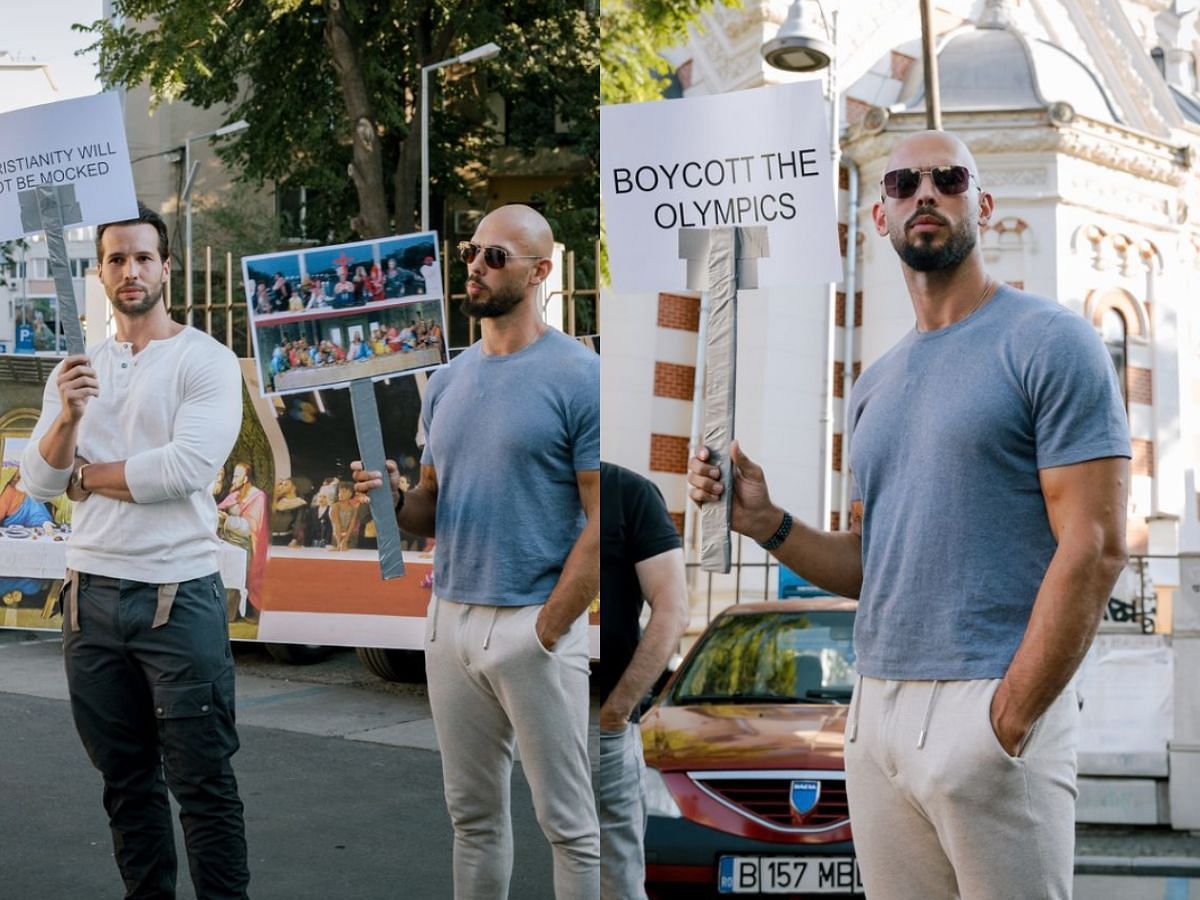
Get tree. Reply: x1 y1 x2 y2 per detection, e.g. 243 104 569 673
78 0 597 253
600 0 727 106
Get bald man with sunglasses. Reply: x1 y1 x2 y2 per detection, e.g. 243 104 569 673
688 131 1130 899
353 204 600 899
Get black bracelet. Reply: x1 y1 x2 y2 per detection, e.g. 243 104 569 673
394 488 405 514
757 510 793 551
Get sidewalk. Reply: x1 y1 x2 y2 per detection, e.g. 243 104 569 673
0 631 554 899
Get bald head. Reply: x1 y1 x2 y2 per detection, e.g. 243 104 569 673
885 130 979 180
476 204 554 258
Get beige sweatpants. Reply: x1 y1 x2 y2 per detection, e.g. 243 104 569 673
424 595 600 900
844 677 1079 900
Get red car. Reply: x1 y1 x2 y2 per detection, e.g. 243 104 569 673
641 599 863 898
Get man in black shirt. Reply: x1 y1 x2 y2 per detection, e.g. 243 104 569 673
597 462 688 899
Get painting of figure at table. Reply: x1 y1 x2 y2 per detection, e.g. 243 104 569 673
0 437 71 623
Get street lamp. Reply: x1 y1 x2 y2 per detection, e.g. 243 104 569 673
761 0 834 73
183 119 249 324
421 42 502 232
762 1 844 534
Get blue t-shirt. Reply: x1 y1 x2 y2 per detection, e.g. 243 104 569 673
422 328 599 606
848 285 1131 680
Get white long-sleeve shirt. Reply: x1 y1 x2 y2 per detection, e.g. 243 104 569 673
21 327 243 583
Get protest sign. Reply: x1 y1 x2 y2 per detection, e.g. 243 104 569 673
0 93 137 242
243 231 447 399
601 81 842 293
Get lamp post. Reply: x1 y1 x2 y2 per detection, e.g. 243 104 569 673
183 119 249 324
421 42 501 233
761 0 840 533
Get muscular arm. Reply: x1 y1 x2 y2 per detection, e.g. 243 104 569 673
536 470 600 650
688 441 864 598
990 456 1129 755
766 502 864 600
599 547 689 731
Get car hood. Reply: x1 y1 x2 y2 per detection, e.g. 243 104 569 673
641 702 848 772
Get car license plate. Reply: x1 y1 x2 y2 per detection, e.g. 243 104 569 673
718 855 862 894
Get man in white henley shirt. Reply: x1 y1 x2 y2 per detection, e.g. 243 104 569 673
21 204 249 900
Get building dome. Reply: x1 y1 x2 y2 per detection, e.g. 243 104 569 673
895 1 1121 124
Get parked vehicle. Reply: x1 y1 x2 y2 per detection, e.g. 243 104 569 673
641 598 863 898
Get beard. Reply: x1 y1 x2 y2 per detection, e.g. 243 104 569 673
891 209 977 272
460 279 525 318
109 282 164 317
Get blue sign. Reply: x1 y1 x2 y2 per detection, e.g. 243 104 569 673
718 857 734 892
14 324 33 354
779 566 834 599
789 779 821 816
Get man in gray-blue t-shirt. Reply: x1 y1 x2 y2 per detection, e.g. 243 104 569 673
354 205 600 899
688 131 1129 899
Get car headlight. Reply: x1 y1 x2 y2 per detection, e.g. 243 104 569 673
645 767 683 819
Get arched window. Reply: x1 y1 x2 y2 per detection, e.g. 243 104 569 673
1101 307 1128 403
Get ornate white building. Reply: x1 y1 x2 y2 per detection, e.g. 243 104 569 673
601 0 1200 829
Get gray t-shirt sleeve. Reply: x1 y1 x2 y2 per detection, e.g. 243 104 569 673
1025 311 1132 469
572 362 600 471
420 374 438 467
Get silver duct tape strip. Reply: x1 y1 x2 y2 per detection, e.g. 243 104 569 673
349 379 406 579
700 228 736 574
19 185 86 356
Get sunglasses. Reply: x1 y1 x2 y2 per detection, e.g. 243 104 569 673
881 165 976 200
457 241 543 269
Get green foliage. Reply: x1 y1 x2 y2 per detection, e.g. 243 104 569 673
0 240 23 290
77 0 598 256
600 0 730 105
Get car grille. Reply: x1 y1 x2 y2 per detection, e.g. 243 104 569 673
691 774 850 831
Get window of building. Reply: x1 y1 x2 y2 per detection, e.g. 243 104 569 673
1101 307 1128 404
1151 47 1165 78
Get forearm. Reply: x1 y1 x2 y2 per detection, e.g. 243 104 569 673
760 506 864 598
994 539 1126 731
604 602 689 721
396 487 436 538
37 415 80 471
81 461 135 503
540 517 600 636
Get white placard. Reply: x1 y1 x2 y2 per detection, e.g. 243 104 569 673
0 93 138 241
601 82 842 293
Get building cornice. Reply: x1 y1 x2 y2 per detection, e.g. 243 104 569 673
843 106 1190 188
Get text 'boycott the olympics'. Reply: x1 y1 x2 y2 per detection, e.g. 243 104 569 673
609 147 821 229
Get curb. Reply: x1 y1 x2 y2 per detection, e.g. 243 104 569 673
1076 855 1200 877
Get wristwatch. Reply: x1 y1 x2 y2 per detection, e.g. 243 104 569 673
70 463 91 495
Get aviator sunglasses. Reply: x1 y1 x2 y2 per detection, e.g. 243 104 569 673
457 241 543 269
881 165 977 200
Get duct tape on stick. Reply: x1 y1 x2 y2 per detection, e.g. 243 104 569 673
18 184 86 356
349 378 406 579
680 225 768 574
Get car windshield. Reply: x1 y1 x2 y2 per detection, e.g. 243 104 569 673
671 609 856 705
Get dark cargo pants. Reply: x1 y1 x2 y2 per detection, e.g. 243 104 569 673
62 571 250 900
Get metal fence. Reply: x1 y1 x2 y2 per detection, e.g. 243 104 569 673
164 239 600 353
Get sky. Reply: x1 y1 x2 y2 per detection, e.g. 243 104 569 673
0 0 104 99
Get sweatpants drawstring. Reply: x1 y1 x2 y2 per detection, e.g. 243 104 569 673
917 680 941 749
429 594 440 642
848 673 864 743
483 605 499 650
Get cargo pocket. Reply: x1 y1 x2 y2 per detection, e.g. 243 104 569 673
153 680 238 779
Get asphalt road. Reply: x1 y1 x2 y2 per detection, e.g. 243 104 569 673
0 632 555 900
